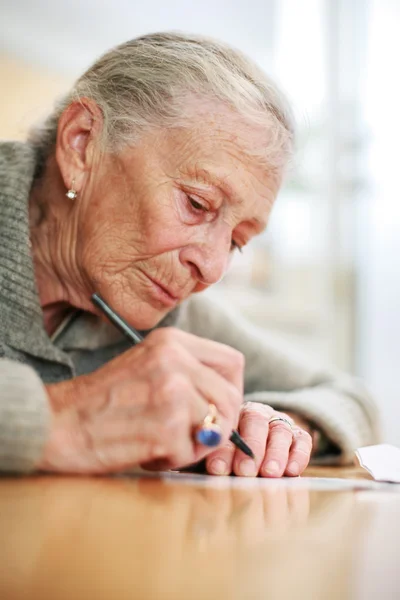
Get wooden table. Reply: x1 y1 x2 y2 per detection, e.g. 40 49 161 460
1 466 399 600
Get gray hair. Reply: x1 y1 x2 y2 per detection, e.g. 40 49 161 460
29 32 294 173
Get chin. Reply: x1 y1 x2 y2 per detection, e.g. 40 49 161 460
122 302 172 331
90 282 178 331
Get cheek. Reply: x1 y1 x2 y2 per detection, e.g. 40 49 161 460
140 186 209 253
139 204 197 254
78 217 137 266
79 178 197 267
146 226 193 254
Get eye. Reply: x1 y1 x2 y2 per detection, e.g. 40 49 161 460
231 240 243 253
187 195 209 213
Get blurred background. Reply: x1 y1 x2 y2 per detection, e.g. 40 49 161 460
0 0 399 444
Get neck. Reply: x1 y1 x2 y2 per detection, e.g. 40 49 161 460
28 156 81 335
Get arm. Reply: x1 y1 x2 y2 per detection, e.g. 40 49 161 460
1 330 246 475
175 293 381 464
0 355 51 472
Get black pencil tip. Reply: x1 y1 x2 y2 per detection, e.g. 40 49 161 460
229 430 255 459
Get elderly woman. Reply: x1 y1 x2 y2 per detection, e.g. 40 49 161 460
0 33 378 476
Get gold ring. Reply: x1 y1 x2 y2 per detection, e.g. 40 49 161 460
202 403 218 426
269 416 294 431
195 404 222 447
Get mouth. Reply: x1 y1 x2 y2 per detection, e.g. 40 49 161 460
139 270 182 308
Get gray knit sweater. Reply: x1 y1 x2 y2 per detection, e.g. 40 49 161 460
0 141 380 472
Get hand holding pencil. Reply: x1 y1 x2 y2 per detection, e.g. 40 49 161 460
89 294 311 478
40 290 312 477
92 293 254 460
42 303 251 474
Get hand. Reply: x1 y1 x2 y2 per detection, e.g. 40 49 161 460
40 328 244 474
205 402 313 477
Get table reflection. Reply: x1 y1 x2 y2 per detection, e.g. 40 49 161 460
0 474 391 600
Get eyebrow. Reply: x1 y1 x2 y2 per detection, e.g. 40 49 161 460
190 168 243 203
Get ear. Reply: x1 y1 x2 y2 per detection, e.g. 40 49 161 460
55 98 104 193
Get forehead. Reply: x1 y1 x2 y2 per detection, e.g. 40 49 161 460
163 112 282 220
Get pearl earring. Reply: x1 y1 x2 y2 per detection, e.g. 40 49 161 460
66 179 77 200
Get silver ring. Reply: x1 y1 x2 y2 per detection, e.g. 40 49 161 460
268 416 294 431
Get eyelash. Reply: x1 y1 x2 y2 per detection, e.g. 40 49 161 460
188 196 208 213
187 195 243 253
231 240 243 253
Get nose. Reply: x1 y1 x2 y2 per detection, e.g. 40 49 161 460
179 226 232 286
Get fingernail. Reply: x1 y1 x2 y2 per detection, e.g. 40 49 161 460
287 461 300 476
239 460 256 477
210 458 229 475
264 460 280 476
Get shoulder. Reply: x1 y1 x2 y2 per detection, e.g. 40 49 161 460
0 141 38 200
0 140 36 173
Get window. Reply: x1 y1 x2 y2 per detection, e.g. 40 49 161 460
215 0 367 370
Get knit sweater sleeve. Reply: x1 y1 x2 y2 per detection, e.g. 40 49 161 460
175 293 380 464
0 350 50 473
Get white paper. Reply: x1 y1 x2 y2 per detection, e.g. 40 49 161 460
356 443 400 483
156 471 397 491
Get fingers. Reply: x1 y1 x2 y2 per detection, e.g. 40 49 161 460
154 339 243 449
191 361 243 430
139 363 240 470
206 403 272 476
205 404 313 479
260 416 294 478
284 428 313 476
232 403 271 476
79 373 206 472
144 328 243 434
205 441 235 476
229 406 312 478
148 328 245 392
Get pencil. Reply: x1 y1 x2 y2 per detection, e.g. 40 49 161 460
91 292 255 459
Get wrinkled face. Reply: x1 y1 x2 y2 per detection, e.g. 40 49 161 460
74 112 281 329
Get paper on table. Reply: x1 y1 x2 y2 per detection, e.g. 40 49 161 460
155 471 398 492
356 444 400 483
